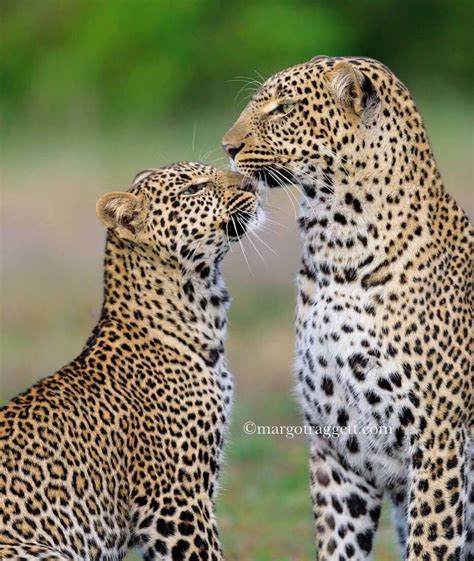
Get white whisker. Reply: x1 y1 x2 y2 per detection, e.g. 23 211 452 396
231 216 253 276
252 70 266 85
248 228 277 256
225 221 233 253
266 168 298 220
271 165 320 220
239 210 288 233
236 216 266 265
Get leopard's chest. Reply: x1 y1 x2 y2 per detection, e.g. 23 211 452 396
295 275 410 487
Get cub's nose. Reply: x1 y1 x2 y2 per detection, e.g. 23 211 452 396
223 142 244 160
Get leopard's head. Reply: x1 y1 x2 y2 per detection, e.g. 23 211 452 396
96 162 261 265
223 56 425 220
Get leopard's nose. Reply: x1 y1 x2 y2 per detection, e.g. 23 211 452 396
223 142 244 160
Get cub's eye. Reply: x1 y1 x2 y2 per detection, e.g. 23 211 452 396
268 102 295 117
183 182 210 195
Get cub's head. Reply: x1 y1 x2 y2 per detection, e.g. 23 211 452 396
223 56 425 204
96 162 261 264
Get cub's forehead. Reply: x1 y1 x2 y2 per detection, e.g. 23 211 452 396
131 162 215 191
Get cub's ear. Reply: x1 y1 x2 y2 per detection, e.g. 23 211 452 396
325 61 378 117
96 192 147 240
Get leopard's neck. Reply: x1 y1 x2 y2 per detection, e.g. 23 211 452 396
99 232 230 365
296 125 444 284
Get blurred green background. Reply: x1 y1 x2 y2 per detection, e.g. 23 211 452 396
1 1 472 560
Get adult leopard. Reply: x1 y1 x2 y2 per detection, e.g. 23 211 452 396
223 56 473 561
0 163 262 560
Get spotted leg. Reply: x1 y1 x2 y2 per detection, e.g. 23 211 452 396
407 424 468 561
463 437 473 561
132 496 223 561
310 438 383 561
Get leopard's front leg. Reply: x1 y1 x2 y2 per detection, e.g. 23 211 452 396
309 438 383 561
132 495 223 561
407 424 468 561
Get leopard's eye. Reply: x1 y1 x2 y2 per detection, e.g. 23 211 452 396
281 103 294 114
268 102 295 117
183 182 210 196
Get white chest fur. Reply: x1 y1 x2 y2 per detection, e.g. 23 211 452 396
295 273 411 489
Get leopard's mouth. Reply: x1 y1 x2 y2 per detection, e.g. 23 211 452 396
222 202 263 241
225 211 252 239
257 167 295 188
232 164 295 189
237 164 324 201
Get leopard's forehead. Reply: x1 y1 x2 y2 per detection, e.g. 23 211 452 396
254 56 400 101
130 161 217 192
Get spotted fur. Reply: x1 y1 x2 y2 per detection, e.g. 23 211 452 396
223 56 473 561
0 163 262 560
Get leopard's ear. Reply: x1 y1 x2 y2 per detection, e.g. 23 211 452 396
325 61 378 117
96 192 147 240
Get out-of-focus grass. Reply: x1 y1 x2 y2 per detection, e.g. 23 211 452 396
218 397 313 559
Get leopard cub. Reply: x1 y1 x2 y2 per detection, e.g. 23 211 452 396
0 162 262 561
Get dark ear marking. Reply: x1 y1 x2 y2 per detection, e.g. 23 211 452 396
120 215 136 235
360 73 379 113
326 61 379 117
